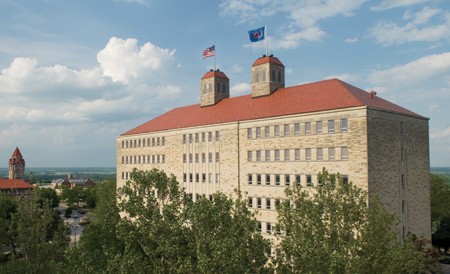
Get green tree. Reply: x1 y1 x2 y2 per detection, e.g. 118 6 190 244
0 193 17 257
430 173 450 250
276 168 434 274
188 193 272 273
84 185 97 209
60 186 85 208
1 192 69 273
116 168 193 273
35 187 60 208
67 179 124 273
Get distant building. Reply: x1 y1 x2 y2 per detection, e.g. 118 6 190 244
116 55 431 241
50 178 96 189
0 148 33 196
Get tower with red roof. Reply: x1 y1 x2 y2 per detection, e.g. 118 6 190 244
9 147 26 180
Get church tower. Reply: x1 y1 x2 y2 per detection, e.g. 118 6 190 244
251 55 285 97
9 147 25 180
200 69 230 107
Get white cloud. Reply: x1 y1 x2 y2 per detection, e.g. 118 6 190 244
431 126 450 140
369 8 450 45
231 82 251 96
368 52 450 90
97 37 175 84
371 0 431 11
221 0 365 49
325 73 360 83
345 37 358 43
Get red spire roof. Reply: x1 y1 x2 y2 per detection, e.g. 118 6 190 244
201 70 229 80
0 179 33 189
252 56 284 66
11 147 23 158
122 78 425 136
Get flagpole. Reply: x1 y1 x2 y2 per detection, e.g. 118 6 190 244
214 42 217 70
265 25 269 56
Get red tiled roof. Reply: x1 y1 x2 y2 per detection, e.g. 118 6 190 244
0 179 33 189
122 78 425 136
201 70 229 80
252 56 284 66
11 147 23 158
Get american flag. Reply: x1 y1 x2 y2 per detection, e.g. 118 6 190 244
202 45 215 59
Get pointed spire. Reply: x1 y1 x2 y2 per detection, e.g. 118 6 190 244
11 147 23 158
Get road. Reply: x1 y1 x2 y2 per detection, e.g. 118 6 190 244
58 204 85 246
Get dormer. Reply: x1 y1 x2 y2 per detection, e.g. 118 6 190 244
200 69 230 107
251 55 285 98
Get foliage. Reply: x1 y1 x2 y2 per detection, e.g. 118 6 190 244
34 187 60 208
430 173 450 251
276 168 434 274
84 185 97 209
64 207 73 218
0 193 17 259
66 179 124 274
188 193 272 273
0 192 69 273
60 186 85 208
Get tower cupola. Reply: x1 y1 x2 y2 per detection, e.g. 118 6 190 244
200 69 230 107
251 55 285 97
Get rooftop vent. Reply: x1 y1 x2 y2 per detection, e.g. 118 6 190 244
370 91 377 99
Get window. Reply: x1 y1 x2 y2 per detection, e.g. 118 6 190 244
275 199 280 209
275 174 280 185
216 173 220 184
328 120 335 134
278 71 282 83
202 132 205 142
248 197 253 208
265 150 271 161
305 148 311 161
195 133 199 142
305 122 311 135
196 173 199 182
195 153 199 162
284 149 290 161
294 123 300 136
342 175 349 184
266 174 271 185
257 198 262 208
215 152 220 162
284 124 290 136
329 147 335 160
202 173 206 183
285 174 291 186
340 118 348 132
317 148 323 160
274 125 280 137
257 174 262 185
266 199 271 210
215 131 220 141
247 128 252 139
157 138 160 146
122 141 124 149
161 155 165 163
209 152 213 163
266 222 272 234
189 134 192 143
258 222 262 232
295 175 301 186
248 174 253 185
208 132 212 141
341 146 348 160
209 173 212 183
316 121 323 134
121 172 124 179
271 69 276 81
295 149 300 160
189 154 193 163
275 150 280 161
265 126 270 138
247 151 252 162
256 150 261 161
162 137 165 145
256 127 261 138
306 175 312 187
121 156 124 164
189 173 193 182
202 153 205 162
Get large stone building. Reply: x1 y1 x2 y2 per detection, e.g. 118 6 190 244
116 55 430 240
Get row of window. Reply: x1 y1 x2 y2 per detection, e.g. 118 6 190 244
183 173 220 184
121 154 166 165
121 136 166 149
183 152 220 163
183 131 220 144
253 68 283 84
248 147 348 162
257 221 285 235
248 173 349 187
247 118 348 139
248 196 283 210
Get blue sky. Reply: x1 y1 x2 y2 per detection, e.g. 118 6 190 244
0 0 449 167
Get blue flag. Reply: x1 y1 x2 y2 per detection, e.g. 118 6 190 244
248 26 265 42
